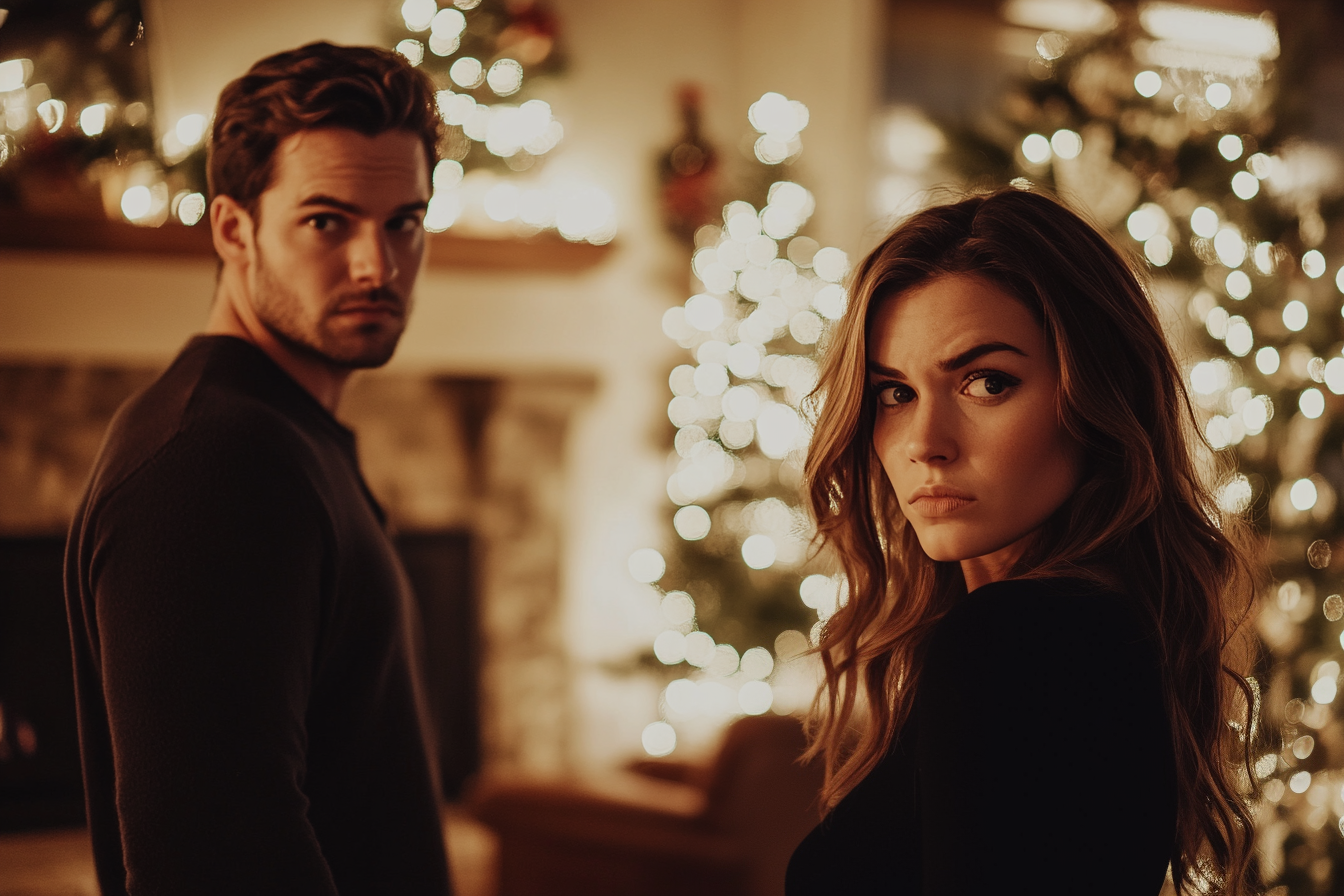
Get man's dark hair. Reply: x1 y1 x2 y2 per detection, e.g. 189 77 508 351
208 41 441 220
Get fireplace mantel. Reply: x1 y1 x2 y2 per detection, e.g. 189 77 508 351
0 211 615 273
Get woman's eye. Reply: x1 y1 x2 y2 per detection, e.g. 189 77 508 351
876 384 915 406
964 372 1018 399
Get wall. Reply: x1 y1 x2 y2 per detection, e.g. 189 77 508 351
0 0 879 771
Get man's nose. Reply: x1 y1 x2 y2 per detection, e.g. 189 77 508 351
348 225 398 287
905 396 958 465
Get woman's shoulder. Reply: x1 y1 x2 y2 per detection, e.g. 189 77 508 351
926 575 1157 678
919 575 1169 743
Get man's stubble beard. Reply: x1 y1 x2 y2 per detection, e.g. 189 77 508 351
251 245 409 370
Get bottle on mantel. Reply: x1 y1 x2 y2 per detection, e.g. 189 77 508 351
657 83 719 245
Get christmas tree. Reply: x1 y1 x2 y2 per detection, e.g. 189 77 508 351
0 0 611 242
631 91 853 758
932 3 1342 892
387 0 615 244
0 1 174 223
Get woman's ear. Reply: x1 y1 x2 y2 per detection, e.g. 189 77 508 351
210 194 255 269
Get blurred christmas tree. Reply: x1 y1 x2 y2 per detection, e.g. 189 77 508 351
0 1 170 221
930 1 1344 892
387 0 563 179
387 0 623 242
630 92 852 758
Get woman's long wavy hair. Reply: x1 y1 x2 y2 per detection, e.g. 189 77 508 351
804 188 1262 894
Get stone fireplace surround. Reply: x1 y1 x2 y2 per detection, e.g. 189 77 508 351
0 360 595 820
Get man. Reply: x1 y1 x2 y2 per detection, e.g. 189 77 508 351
64 43 451 894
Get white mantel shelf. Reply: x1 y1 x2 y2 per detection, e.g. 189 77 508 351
0 211 615 273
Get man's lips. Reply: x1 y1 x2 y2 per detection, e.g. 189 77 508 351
331 303 404 319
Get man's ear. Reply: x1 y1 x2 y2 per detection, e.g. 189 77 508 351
210 195 254 268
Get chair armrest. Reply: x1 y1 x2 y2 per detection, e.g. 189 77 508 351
624 758 710 787
468 771 741 862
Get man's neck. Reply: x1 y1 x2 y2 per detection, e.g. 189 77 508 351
205 274 349 413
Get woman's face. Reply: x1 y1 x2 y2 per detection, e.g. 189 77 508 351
867 273 1083 589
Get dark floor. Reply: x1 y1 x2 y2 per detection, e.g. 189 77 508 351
0 807 498 896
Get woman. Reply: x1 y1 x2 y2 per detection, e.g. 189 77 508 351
786 188 1260 895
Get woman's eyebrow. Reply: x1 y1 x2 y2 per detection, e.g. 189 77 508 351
937 341 1026 372
866 360 905 380
866 342 1027 379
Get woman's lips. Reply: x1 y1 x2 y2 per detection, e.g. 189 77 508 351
908 487 975 517
909 495 974 516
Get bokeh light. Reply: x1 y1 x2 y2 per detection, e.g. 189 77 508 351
450 57 485 88
683 631 716 667
1050 129 1082 159
641 721 676 757
1255 346 1280 375
487 59 524 96
395 39 424 66
673 505 711 541
1225 271 1251 300
653 630 687 665
120 185 151 222
35 98 65 133
1300 388 1325 420
1205 82 1232 109
1231 171 1259 200
628 548 666 584
1021 133 1051 164
741 534 777 569
738 681 774 715
1283 300 1308 331
1133 70 1161 97
1190 206 1219 238
79 103 110 137
0 58 31 93
1291 478 1319 511
174 191 206 226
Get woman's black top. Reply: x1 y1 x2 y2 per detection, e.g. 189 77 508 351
786 577 1177 895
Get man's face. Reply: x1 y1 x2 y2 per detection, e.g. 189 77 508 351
248 128 430 369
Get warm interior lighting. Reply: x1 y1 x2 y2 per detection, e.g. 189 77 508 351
1139 2 1279 60
1001 0 1116 34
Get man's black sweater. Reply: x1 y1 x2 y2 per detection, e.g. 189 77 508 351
64 335 451 895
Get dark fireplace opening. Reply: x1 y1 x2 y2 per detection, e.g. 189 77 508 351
397 530 482 801
0 536 83 831
0 531 482 831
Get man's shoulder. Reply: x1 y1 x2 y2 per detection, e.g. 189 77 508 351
89 339 327 510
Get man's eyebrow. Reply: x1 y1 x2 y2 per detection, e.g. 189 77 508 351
297 195 429 216
865 342 1027 379
299 194 365 215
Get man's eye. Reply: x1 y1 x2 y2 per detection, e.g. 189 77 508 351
308 214 343 232
388 215 423 233
876 384 915 406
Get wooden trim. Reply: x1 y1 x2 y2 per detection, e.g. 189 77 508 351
0 212 615 272
425 230 614 272
0 212 215 257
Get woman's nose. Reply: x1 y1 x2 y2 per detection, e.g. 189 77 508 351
904 397 958 465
